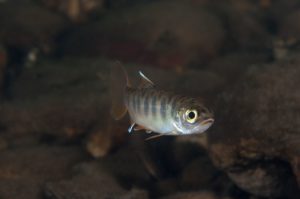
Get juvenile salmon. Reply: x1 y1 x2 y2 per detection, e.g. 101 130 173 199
110 63 214 138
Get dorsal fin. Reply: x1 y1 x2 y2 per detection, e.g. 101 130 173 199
110 61 129 120
138 71 154 88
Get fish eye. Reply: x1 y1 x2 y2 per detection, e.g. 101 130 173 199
185 109 198 123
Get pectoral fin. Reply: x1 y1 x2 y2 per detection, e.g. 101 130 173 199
145 134 165 141
134 125 146 131
145 131 178 141
128 123 136 133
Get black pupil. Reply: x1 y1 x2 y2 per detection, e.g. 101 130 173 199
188 111 195 119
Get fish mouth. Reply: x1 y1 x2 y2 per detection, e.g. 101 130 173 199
200 118 214 126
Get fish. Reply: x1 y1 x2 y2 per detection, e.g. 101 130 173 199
110 62 214 138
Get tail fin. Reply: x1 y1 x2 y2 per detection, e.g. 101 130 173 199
110 61 130 120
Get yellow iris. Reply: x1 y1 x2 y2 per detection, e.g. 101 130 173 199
185 109 198 123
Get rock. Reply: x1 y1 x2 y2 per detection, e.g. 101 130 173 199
96 138 154 188
86 117 128 158
105 0 153 9
0 45 7 97
174 134 209 152
0 0 68 52
278 9 300 44
40 0 105 23
216 0 271 50
44 162 149 199
268 0 300 26
170 139 208 172
151 178 179 197
207 51 270 86
0 136 8 151
179 156 218 190
268 3 300 61
161 191 222 199
63 0 225 68
227 160 298 198
0 58 110 142
121 188 149 199
0 145 85 199
207 55 300 197
291 156 300 187
0 0 69 99
44 162 126 199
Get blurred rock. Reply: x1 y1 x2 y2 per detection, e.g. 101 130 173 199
97 139 154 188
86 116 128 158
40 0 105 23
269 2 300 61
0 45 7 97
291 156 300 187
268 0 300 27
123 188 149 199
278 9 300 46
0 145 85 199
44 162 148 199
207 55 300 197
0 136 8 151
271 37 292 61
0 58 109 142
207 51 270 86
161 191 223 199
0 0 69 98
152 178 179 197
227 160 298 198
216 0 271 51
105 0 155 9
171 139 208 172
0 0 68 53
63 0 225 68
174 134 209 152
179 156 218 190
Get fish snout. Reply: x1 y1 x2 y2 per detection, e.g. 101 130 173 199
201 118 214 126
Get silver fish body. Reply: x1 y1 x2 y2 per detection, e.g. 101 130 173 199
110 63 214 136
124 87 213 135
125 88 176 134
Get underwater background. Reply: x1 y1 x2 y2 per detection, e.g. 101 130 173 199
0 0 299 198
